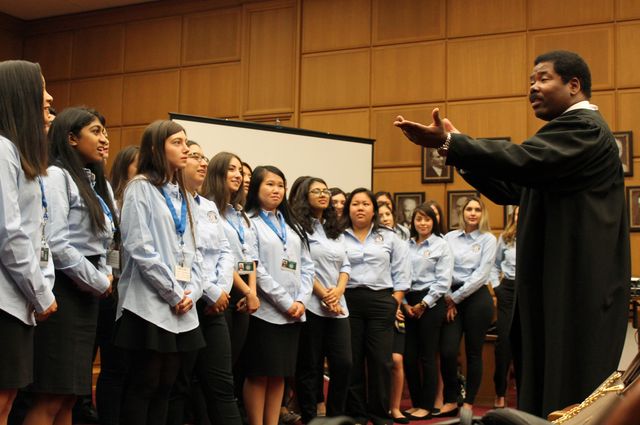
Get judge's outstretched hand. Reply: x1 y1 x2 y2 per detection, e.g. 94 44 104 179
394 108 459 148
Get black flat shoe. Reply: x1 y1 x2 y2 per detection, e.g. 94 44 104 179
392 416 410 424
403 411 432 420
432 407 459 417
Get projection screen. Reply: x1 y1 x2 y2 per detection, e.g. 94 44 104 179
170 113 374 192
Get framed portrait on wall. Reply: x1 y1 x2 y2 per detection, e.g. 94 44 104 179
421 147 453 183
613 131 633 177
627 186 640 231
447 190 480 231
394 192 425 227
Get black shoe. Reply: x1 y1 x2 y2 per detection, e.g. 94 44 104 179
72 403 99 424
404 411 432 421
392 415 410 424
432 407 459 418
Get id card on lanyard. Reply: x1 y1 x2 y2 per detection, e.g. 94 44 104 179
161 187 191 282
95 190 119 270
259 211 297 272
37 177 50 267
227 210 254 275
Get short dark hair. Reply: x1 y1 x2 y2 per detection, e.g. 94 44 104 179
534 50 591 98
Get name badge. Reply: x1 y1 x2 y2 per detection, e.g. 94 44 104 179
107 250 120 269
472 244 481 253
175 265 192 282
40 244 50 267
281 258 297 272
374 234 384 245
237 261 254 275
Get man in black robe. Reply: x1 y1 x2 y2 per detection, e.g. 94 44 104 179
394 50 630 417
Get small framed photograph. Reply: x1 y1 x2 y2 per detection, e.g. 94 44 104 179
447 190 480 231
613 131 633 177
394 192 425 227
421 147 453 183
503 205 517 228
627 186 640 231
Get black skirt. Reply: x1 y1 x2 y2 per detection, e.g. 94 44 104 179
31 258 101 395
242 316 301 377
114 309 205 353
0 310 34 389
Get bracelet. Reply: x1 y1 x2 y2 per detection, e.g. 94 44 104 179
437 132 452 156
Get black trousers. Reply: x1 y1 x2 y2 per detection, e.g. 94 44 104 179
403 292 446 410
493 278 515 397
168 308 242 425
344 287 397 425
440 286 493 405
295 311 353 423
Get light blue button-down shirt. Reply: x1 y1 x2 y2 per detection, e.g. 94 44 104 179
117 178 201 333
307 218 350 318
408 234 453 307
194 195 234 304
343 225 411 292
0 137 56 325
220 204 259 266
443 229 497 304
490 236 516 287
44 165 112 295
251 210 314 324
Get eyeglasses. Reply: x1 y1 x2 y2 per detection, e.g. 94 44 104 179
309 189 332 196
188 152 209 163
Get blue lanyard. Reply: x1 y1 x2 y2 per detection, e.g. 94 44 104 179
95 192 115 233
259 210 287 247
161 188 187 239
226 210 245 245
37 177 48 222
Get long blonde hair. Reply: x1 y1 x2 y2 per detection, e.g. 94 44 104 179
502 206 518 245
458 196 491 233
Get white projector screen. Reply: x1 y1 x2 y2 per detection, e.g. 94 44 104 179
170 113 374 192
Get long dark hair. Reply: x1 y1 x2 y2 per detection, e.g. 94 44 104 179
201 151 247 223
410 203 443 239
245 165 308 247
0 60 48 180
291 177 343 239
136 120 195 240
110 145 139 206
48 107 118 233
344 188 382 232
424 199 445 232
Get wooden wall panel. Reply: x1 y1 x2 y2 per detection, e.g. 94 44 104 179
372 0 445 45
299 109 369 139
371 105 438 168
69 77 124 126
371 41 445 106
23 32 73 81
179 63 240 118
301 0 370 53
120 125 146 148
242 1 297 116
529 25 614 91
72 25 124 78
617 0 640 20
122 70 179 125
0 29 23 60
105 128 122 172
300 49 370 111
182 8 241 66
617 89 640 158
527 0 614 29
447 0 526 38
616 22 640 88
125 17 181 72
47 81 71 112
590 91 616 130
447 98 530 143
447 34 527 100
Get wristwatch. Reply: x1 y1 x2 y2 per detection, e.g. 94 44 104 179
437 132 452 156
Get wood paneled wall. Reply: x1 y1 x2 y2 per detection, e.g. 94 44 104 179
2 0 639 273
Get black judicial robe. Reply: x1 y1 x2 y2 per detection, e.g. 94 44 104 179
445 108 630 416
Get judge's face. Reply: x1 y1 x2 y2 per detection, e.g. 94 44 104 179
529 61 579 121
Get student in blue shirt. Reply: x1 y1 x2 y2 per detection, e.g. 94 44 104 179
0 60 57 425
114 120 204 425
291 177 352 424
243 166 314 425
440 197 497 417
491 206 518 409
402 203 452 421
342 188 411 425
24 107 116 425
